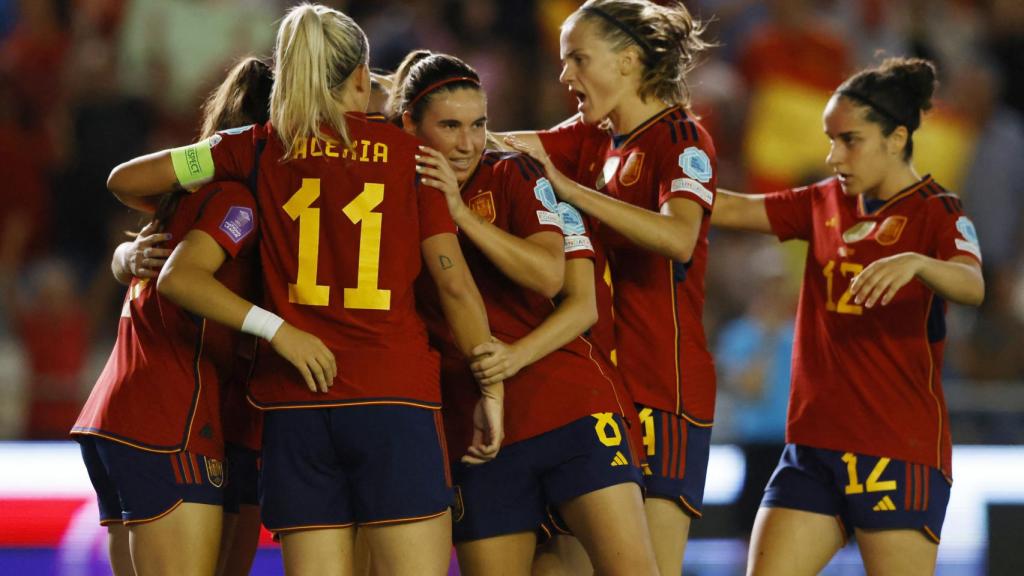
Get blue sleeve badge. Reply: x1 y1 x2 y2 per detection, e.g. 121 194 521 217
534 177 558 211
219 206 255 244
556 203 586 235
954 216 981 259
679 146 712 183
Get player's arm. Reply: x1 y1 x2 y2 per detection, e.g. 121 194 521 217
849 254 984 308
421 232 504 463
470 257 598 385
157 229 336 393
505 136 702 262
108 138 219 211
711 189 774 234
111 221 173 285
417 146 564 298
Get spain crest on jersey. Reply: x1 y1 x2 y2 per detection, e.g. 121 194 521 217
469 191 496 223
619 152 645 186
875 216 907 245
205 457 225 488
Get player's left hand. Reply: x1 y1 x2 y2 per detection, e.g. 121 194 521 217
503 136 574 199
462 382 504 465
849 252 923 308
469 338 526 386
416 145 468 220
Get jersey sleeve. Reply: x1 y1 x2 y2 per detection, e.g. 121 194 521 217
930 196 983 264
537 116 592 177
505 155 595 261
190 181 258 258
208 124 260 183
656 129 717 211
416 176 457 240
764 184 815 242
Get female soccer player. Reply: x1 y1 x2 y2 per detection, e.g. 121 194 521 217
106 55 274 576
104 5 503 576
394 51 657 575
504 0 716 572
710 57 984 575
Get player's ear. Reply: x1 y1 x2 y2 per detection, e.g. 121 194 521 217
401 111 416 135
618 45 641 77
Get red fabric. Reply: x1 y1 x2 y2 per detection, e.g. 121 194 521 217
539 109 717 422
210 117 455 408
72 182 258 459
419 150 630 449
764 176 979 476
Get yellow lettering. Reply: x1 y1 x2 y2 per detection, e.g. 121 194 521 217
310 138 323 157
639 407 655 456
325 141 338 158
292 137 307 160
359 140 370 162
373 142 388 163
342 183 390 309
284 179 329 306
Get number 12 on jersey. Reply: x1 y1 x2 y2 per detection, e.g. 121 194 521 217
283 178 391 310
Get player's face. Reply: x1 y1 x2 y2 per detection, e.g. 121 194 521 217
823 95 904 198
559 18 631 124
414 88 487 184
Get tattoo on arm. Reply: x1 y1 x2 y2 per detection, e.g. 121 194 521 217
439 255 454 270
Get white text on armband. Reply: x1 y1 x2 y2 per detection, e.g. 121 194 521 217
564 235 593 253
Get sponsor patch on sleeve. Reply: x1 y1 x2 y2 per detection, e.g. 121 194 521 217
556 203 586 235
219 206 255 244
671 178 714 205
537 210 562 227
678 146 713 183
534 177 558 211
564 235 593 253
954 216 981 259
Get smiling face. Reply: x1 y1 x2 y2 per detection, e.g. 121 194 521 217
823 95 907 198
559 17 634 125
407 87 487 185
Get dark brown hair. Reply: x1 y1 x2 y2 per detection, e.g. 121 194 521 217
389 50 482 123
836 57 938 160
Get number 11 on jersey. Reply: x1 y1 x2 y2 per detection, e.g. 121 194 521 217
283 178 391 310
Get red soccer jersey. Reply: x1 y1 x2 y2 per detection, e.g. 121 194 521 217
222 336 262 450
764 176 982 476
539 107 717 424
208 116 455 408
418 151 631 451
72 182 259 458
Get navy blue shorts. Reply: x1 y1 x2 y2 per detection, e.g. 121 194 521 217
260 404 453 533
637 405 712 517
77 435 224 525
453 413 642 543
762 444 951 542
224 443 259 514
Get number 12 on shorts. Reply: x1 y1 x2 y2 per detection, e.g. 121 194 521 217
842 452 897 495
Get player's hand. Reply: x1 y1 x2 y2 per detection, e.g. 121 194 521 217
849 252 923 308
416 145 468 221
503 136 574 200
126 221 173 279
470 338 526 386
269 323 337 393
462 382 504 465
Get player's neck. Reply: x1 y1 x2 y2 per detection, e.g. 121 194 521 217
869 165 922 201
607 95 671 136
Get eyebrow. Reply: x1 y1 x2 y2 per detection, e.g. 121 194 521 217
439 116 488 125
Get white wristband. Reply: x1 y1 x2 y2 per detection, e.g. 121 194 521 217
241 305 285 341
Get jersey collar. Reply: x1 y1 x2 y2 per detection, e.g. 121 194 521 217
610 105 681 149
857 174 934 216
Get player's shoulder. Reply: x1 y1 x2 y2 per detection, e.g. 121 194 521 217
195 180 254 200
349 113 417 148
915 177 965 216
481 149 545 184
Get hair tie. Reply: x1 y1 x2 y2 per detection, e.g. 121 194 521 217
838 89 912 129
408 76 481 110
583 6 656 61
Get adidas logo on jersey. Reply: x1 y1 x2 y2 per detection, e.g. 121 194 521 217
610 451 629 467
873 496 897 512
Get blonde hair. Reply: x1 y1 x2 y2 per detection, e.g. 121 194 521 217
569 0 711 107
270 3 368 159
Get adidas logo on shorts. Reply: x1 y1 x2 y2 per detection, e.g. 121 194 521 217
610 451 629 467
873 495 897 512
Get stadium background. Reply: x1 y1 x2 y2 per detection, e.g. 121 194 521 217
0 0 1021 574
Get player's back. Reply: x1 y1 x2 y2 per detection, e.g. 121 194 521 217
240 115 451 408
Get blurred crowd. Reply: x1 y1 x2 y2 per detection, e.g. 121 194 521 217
0 0 1021 443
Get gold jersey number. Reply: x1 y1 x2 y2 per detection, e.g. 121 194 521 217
283 178 391 310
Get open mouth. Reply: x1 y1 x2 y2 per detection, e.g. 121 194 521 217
571 88 587 109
